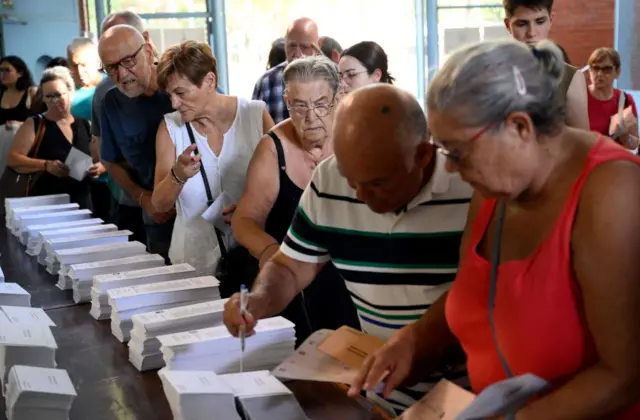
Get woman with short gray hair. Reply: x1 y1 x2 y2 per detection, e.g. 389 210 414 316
7 66 100 209
232 55 360 344
351 40 640 417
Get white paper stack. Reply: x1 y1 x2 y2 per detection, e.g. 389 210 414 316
0 266 4 283
24 218 103 251
129 299 227 371
69 254 166 304
5 365 76 420
158 368 241 420
28 223 116 257
45 230 133 288
108 276 220 343
0 306 55 327
89 264 197 321
221 370 308 420
0 325 58 394
16 209 93 244
5 194 69 227
159 316 296 374
0 283 30 307
52 241 147 276
8 203 79 235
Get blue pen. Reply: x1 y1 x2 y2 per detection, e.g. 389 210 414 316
239 284 248 372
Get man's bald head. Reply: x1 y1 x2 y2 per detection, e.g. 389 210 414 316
334 84 433 214
100 24 145 53
101 10 145 34
284 17 320 62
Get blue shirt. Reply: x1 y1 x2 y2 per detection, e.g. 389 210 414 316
71 86 96 120
100 87 173 191
252 61 288 123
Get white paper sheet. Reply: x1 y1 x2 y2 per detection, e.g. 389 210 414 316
201 192 233 231
64 147 93 181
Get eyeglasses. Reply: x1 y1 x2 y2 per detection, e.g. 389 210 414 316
100 44 145 75
288 97 335 118
430 121 497 164
43 92 67 103
589 65 615 75
339 71 367 82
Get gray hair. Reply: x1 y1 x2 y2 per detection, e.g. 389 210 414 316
67 37 96 57
283 55 341 95
427 39 565 135
102 10 145 34
40 66 75 92
320 36 343 56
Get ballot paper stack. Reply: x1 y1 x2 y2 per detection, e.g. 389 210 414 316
159 316 296 374
128 299 227 371
158 369 241 420
43 230 134 288
89 263 197 321
29 223 117 257
221 370 308 420
52 241 147 277
0 266 4 283
0 283 31 307
24 218 104 253
0 325 58 394
15 209 93 245
69 254 166 303
4 194 69 227
0 306 55 327
8 203 79 235
5 365 76 420
108 276 221 343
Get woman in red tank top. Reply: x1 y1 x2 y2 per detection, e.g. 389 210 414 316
349 39 640 419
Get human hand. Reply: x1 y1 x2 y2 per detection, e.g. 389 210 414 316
223 292 261 337
87 162 106 178
139 191 175 224
173 143 201 182
348 324 419 399
45 160 69 178
222 204 236 224
5 120 21 131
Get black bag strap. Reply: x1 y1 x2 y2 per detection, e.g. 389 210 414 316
185 122 227 259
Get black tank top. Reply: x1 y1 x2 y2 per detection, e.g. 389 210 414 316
0 89 32 125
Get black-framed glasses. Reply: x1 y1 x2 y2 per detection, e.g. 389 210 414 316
287 97 336 118
43 92 67 103
100 44 145 75
589 65 615 75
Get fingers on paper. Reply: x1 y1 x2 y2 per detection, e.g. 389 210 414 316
348 356 374 397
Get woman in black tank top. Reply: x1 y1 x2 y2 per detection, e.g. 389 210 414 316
232 61 360 345
0 56 36 127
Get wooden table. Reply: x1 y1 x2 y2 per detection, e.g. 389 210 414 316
0 226 388 420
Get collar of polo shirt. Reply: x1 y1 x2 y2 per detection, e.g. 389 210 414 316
404 153 452 212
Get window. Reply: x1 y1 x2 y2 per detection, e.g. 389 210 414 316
615 0 640 92
224 0 417 99
107 0 207 14
145 18 208 52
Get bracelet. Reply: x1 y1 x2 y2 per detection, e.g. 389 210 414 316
170 166 186 185
138 191 146 205
259 243 279 262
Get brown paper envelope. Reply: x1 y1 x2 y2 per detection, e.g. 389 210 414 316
398 379 475 420
317 326 386 369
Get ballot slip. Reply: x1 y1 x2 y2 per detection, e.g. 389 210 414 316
69 254 166 304
8 203 79 233
107 276 220 343
220 370 308 420
0 266 4 283
24 218 103 250
17 209 93 243
0 306 55 327
54 241 147 267
4 194 69 225
158 316 295 374
0 325 58 395
28 223 117 257
158 368 241 420
5 365 76 420
0 283 31 307
128 298 227 371
89 264 198 321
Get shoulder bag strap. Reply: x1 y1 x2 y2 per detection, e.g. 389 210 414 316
185 122 228 259
29 115 46 158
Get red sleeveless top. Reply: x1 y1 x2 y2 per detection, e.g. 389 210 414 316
446 138 640 418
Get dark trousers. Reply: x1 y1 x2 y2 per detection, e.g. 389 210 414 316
90 181 112 223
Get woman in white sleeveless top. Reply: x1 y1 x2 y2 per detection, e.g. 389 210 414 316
152 41 274 275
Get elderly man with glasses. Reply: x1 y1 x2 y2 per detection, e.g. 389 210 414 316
98 24 175 261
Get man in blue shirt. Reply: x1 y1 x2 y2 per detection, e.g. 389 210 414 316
98 24 175 260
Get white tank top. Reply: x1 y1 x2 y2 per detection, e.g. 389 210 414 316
164 97 265 274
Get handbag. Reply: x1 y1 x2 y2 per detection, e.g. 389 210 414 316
185 122 258 298
0 115 46 203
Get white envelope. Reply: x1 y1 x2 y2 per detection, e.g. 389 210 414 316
64 147 93 181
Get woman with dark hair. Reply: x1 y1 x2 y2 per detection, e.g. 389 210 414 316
266 38 286 70
338 41 394 94
0 56 36 128
46 57 68 69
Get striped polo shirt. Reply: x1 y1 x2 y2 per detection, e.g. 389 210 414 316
281 152 473 340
